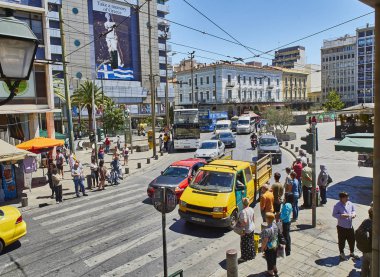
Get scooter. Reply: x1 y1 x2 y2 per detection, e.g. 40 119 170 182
251 138 257 150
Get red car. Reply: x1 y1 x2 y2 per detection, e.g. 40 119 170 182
147 158 207 199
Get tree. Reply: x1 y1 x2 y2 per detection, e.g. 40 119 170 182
103 101 125 134
263 107 294 134
323 90 345 111
71 80 109 130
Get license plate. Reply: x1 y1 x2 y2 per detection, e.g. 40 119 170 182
191 217 205 223
184 146 190 148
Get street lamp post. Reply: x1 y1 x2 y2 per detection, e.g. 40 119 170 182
162 23 170 128
0 9 39 106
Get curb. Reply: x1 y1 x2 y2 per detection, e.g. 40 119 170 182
280 145 297 160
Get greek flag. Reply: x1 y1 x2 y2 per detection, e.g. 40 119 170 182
97 64 134 80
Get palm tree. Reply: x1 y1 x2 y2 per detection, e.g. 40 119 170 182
71 80 109 130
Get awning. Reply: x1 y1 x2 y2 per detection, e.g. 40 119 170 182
0 139 36 162
336 103 374 115
335 133 374 153
16 137 64 153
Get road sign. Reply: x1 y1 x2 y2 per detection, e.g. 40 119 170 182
152 187 177 213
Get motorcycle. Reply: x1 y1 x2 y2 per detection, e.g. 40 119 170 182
251 138 257 150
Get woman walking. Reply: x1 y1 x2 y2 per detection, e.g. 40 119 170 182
98 160 107 190
280 193 293 256
52 168 63 203
317 165 329 204
261 212 278 276
238 198 256 263
90 157 99 188
98 146 105 160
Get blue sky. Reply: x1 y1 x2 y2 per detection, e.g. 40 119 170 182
167 0 374 66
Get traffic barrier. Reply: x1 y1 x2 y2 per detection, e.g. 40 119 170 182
147 158 150 164
154 154 158 160
125 167 129 174
285 142 289 147
137 162 141 169
290 144 294 149
295 146 299 153
160 151 164 156
226 249 238 277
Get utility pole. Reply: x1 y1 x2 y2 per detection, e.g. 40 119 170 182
91 78 98 163
163 24 170 127
214 64 217 109
311 123 317 227
189 51 195 108
147 0 157 158
59 6 75 153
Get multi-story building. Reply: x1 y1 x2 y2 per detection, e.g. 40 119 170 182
305 64 321 103
356 24 374 104
321 35 357 106
48 0 173 129
0 0 56 143
175 61 283 115
272 46 306 69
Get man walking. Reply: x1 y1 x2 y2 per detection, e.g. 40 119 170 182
105 136 111 153
271 172 283 215
288 171 300 221
292 158 303 200
260 184 274 223
332 192 360 261
71 160 88 197
356 207 372 276
56 149 65 178
301 161 312 208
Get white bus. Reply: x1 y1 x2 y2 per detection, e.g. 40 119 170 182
173 109 200 150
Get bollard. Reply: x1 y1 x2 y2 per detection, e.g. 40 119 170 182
137 162 141 169
86 175 92 189
21 197 28 207
147 158 150 164
226 249 238 277
290 144 294 149
125 167 129 174
154 155 158 160
160 151 164 156
295 146 299 153
285 141 289 147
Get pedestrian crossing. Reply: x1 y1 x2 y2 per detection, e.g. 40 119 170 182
0 178 245 277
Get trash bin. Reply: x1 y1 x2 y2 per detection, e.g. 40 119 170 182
97 128 105 142
86 174 92 189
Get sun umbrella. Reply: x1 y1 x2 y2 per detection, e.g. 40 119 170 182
16 137 64 153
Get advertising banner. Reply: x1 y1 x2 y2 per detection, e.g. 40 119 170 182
91 0 139 81
0 70 36 99
126 104 139 114
140 104 151 114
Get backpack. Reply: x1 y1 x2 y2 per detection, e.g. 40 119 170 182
355 219 371 253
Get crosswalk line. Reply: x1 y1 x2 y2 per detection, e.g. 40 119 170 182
84 229 162 267
72 215 160 254
40 190 146 226
101 233 196 277
48 197 146 234
32 182 146 220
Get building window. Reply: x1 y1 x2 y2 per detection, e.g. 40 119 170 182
51 54 62 62
237 75 240 84
259 78 262 85
206 76 209 84
189 93 192 101
48 3 59 12
213 75 216 83
194 76 198 86
243 76 246 84
180 94 183 102
254 77 257 85
276 79 279 86
227 74 231 83
213 90 216 99
188 78 191 86
267 78 270 85
179 80 183 88
206 91 210 100
49 20 60 29
195 92 198 101
260 91 263 98
249 77 252 85
52 70 64 79
249 91 252 99
200 92 203 100
228 90 232 99
200 77 203 85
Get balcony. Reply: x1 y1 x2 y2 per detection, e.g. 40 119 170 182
50 45 62 54
157 3 170 13
158 43 172 52
158 30 171 39
157 17 169 26
160 69 173 77
156 86 175 98
48 11 59 20
159 56 172 64
226 82 235 87
49 28 61 38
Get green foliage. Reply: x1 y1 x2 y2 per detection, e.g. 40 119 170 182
103 101 125 134
323 90 345 111
263 107 294 134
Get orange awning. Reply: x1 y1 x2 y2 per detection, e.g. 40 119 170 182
16 137 64 152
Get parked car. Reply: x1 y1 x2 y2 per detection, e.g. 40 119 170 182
194 140 225 161
147 158 207 199
212 131 236 148
0 206 27 253
257 134 282 164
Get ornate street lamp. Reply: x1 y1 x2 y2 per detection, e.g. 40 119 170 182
0 9 39 106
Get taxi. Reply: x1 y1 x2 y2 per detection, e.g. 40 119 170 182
0 206 27 253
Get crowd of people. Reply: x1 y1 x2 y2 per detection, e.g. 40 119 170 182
234 152 372 276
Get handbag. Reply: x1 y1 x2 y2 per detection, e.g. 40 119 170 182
233 223 245 235
277 244 285 258
327 175 333 185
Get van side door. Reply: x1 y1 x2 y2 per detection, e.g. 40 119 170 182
235 170 247 211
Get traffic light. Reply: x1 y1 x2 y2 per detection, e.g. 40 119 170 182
110 50 118 69
300 133 314 154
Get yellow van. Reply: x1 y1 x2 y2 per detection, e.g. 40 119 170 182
178 156 272 229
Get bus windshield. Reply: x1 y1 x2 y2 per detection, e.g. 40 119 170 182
173 127 200 140
174 110 198 124
238 120 250 125
190 170 234 192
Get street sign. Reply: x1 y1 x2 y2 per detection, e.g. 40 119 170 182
152 187 177 213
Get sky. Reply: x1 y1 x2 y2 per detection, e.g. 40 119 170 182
167 0 374 66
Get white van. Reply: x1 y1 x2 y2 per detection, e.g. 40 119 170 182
236 116 252 134
214 120 232 134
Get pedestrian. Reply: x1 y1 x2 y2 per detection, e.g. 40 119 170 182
117 135 121 150
311 115 317 125
98 159 107 190
356 207 373 276
159 134 163 152
105 136 111 153
47 162 56 199
260 183 274 223
332 192 360 261
52 167 63 204
261 212 278 276
123 146 129 166
318 165 329 204
237 197 256 263
56 149 65 178
271 172 283 215
64 146 70 165
91 148 96 161
284 167 292 194
292 158 303 196
110 154 122 185
163 133 169 152
71 160 88 197
288 171 300 221
98 145 105 160
298 150 308 165
301 161 312 208
90 157 99 188
280 193 293 256
68 151 76 170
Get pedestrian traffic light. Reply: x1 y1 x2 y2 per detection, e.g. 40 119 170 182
110 50 118 69
300 133 314 154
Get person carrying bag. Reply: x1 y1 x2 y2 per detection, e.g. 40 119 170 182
235 198 255 263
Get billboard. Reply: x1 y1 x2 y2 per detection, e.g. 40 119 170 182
90 0 140 81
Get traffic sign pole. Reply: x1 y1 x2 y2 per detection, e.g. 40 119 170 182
312 124 317 228
162 187 168 277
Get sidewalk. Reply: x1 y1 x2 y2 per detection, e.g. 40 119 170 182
213 122 372 277
3 141 170 211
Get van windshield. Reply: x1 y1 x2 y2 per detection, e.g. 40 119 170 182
190 170 234 192
260 138 278 146
216 124 229 129
238 120 249 125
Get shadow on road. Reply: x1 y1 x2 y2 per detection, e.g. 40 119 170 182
0 241 21 256
142 198 152 205
327 176 372 206
315 255 341 267
168 218 228 238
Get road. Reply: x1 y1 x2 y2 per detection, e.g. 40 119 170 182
0 132 293 277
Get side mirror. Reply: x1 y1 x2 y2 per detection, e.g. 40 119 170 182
161 171 164 175
188 176 192 183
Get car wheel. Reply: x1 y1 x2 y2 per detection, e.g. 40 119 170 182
0 239 4 254
228 210 238 230
278 157 282 164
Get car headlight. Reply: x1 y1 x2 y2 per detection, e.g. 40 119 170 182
276 149 282 153
180 200 187 207
213 207 226 212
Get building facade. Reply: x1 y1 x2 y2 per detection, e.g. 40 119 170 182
0 0 57 143
48 0 174 127
175 62 283 115
305 64 321 103
272 46 306 69
356 24 374 104
321 35 357 106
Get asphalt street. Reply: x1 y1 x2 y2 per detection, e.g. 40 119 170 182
0 132 293 277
